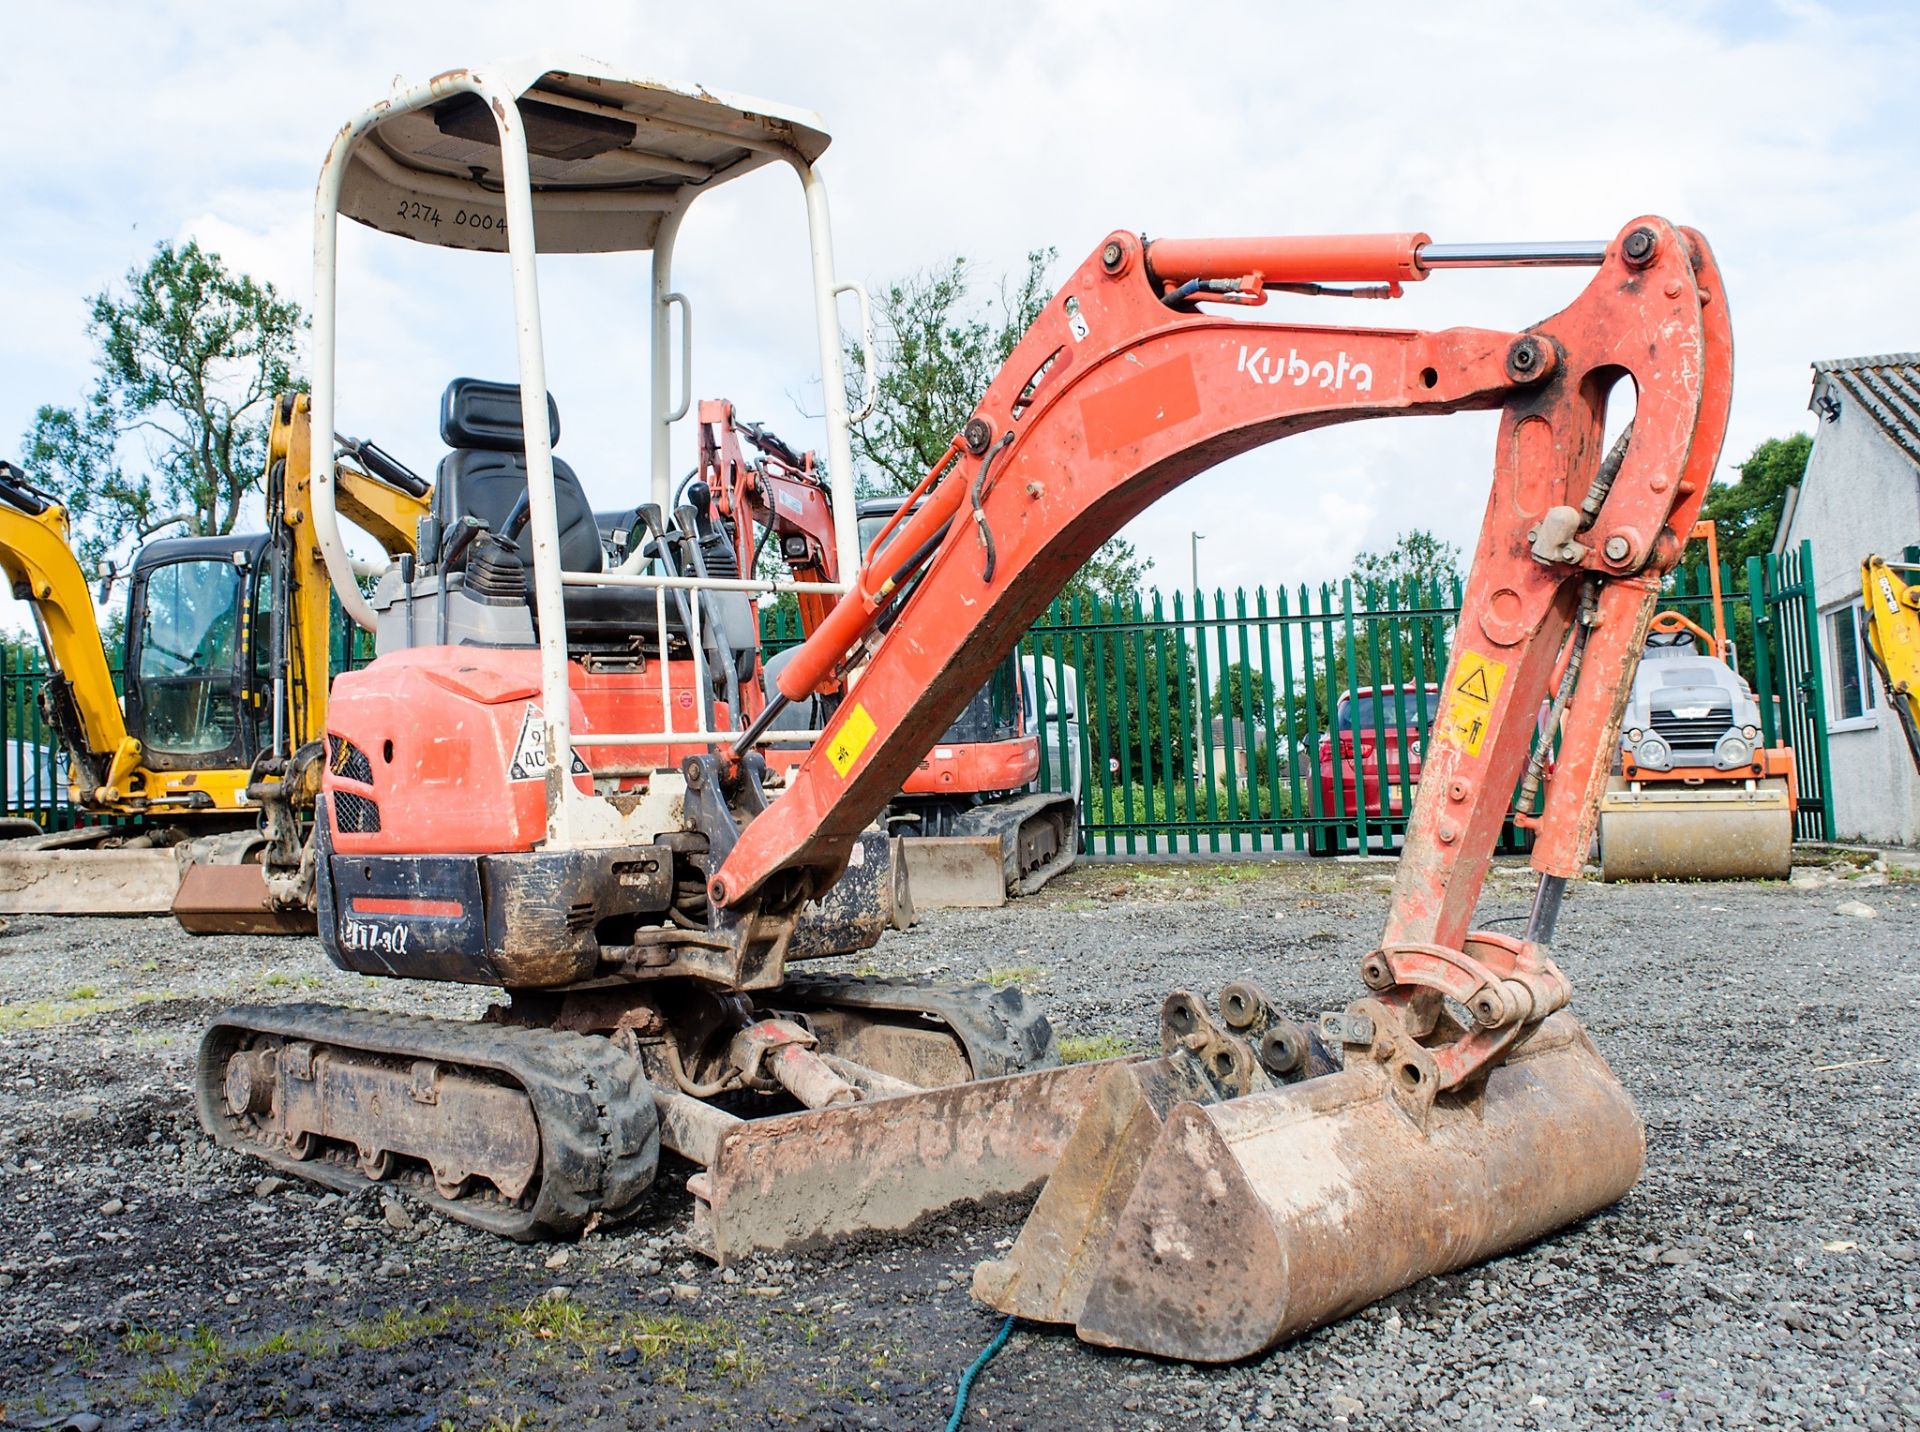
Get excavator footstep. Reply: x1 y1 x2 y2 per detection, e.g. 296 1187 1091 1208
974 1012 1644 1362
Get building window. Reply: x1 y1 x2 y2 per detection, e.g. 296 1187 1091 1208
1830 603 1874 721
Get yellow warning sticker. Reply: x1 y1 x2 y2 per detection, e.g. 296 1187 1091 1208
827 702 878 778
1433 650 1508 757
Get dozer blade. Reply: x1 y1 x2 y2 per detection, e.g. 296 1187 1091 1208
901 836 1011 908
905 791 1081 908
173 861 315 935
974 1013 1643 1362
676 1058 1120 1263
0 846 182 915
1598 774 1792 881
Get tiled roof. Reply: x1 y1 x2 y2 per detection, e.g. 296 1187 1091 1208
1812 353 1920 465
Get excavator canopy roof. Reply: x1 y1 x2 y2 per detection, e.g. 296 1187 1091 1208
337 51 832 255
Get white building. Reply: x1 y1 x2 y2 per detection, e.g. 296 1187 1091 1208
1777 353 1920 843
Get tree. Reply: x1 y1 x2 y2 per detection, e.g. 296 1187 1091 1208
1212 661 1273 720
850 250 1150 607
21 240 305 564
1688 433 1811 570
1315 529 1465 710
1350 529 1462 597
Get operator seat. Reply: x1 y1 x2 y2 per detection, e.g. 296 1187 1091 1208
434 378 602 575
430 379 751 674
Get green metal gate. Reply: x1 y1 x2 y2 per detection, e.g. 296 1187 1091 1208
1745 541 1834 842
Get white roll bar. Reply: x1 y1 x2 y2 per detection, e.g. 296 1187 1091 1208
308 57 867 849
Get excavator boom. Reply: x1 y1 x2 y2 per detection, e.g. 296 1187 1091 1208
1863 553 1920 770
706 217 1732 1358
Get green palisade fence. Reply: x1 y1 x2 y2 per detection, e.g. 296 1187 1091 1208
1017 548 1832 857
1023 577 1483 857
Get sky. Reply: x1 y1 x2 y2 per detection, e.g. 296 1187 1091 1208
3 0 1917 634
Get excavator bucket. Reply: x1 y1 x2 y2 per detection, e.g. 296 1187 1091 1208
974 1012 1643 1362
1597 775 1793 881
172 860 316 935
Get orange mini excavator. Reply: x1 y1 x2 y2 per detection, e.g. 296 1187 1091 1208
199 56 1730 1364
684 399 1077 903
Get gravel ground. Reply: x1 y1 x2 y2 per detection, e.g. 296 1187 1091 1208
0 854 1915 1431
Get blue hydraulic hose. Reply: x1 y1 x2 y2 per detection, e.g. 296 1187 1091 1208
945 1314 1016 1432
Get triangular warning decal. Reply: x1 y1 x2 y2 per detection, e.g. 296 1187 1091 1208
1457 666 1493 703
507 705 592 781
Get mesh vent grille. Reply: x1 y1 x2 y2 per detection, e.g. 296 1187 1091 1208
1650 707 1733 753
329 737 374 786
333 791 382 834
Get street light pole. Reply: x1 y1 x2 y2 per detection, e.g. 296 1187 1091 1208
1191 531 1206 780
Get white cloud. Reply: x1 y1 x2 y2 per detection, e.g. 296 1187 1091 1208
1 0 1915 636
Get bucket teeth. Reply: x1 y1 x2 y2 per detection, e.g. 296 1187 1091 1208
975 1012 1644 1362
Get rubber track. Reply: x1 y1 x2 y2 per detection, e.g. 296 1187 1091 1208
197 1003 658 1241
774 973 1058 1079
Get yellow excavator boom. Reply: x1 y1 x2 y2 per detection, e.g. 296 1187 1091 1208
1863 554 1920 771
0 462 143 804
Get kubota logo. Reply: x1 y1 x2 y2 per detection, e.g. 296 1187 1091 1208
1237 346 1374 392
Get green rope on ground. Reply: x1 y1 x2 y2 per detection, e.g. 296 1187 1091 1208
945 1313 1016 1432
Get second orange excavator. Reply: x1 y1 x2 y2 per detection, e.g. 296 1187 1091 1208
680 400 1077 904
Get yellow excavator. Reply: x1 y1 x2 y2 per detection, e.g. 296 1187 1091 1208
1863 554 1920 770
0 393 428 928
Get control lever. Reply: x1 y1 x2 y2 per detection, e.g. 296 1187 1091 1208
436 516 490 646
499 491 533 544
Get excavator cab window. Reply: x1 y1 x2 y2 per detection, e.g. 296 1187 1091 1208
124 544 265 772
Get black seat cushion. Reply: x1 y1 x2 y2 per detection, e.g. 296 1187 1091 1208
432 378 602 575
435 448 605 575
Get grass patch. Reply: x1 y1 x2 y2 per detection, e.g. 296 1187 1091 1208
0 996 120 1030
1056 1032 1144 1064
626 1313 764 1389
346 1302 465 1351
120 1325 175 1356
130 1325 224 1406
984 965 1045 992
117 1306 466 1413
501 1293 614 1348
247 1326 331 1360
67 984 101 1000
496 1296 761 1389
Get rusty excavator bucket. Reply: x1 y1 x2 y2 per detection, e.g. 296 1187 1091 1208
974 986 1645 1362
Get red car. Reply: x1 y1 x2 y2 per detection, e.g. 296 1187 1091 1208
1317 685 1441 819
